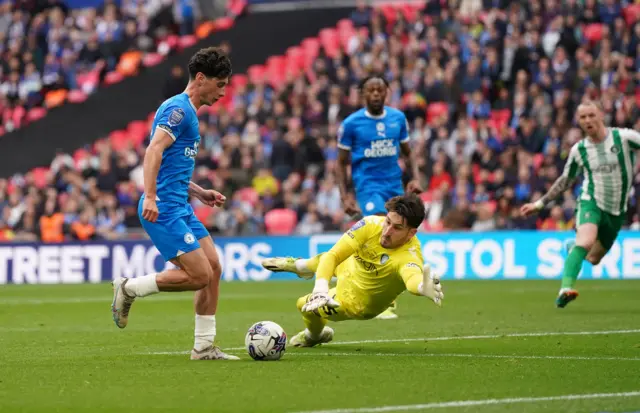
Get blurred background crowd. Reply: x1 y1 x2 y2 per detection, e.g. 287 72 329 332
4 0 640 243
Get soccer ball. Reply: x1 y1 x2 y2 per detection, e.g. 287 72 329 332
245 321 287 361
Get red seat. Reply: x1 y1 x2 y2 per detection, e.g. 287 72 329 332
236 187 259 207
67 90 88 104
336 18 354 33
426 102 448 124
247 65 266 83
214 17 234 31
194 206 215 224
31 167 50 189
624 4 640 26
0 126 4 136
584 23 604 43
143 53 164 67
231 74 248 89
533 153 544 171
73 148 91 168
301 37 320 57
26 107 46 123
76 69 100 92
109 130 130 152
264 209 298 235
104 71 124 86
127 120 149 146
179 35 197 49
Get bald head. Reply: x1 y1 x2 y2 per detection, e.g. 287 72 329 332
576 100 606 140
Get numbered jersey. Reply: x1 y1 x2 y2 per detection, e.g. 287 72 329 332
562 128 640 216
337 106 409 191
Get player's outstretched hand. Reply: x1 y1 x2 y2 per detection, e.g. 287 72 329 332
406 179 423 194
520 202 541 217
301 292 341 313
142 197 159 223
422 265 444 307
198 189 226 208
342 194 361 217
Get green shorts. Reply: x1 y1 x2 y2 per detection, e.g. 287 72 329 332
576 199 624 252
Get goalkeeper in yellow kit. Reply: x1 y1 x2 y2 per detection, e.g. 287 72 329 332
261 194 444 347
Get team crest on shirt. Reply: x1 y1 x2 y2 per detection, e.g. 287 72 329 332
376 122 386 137
168 108 185 126
184 233 195 244
611 145 621 154
380 254 389 265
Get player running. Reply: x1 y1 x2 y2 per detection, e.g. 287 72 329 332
337 74 423 320
261 194 444 347
111 47 239 360
521 101 640 308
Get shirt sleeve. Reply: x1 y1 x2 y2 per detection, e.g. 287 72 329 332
337 119 354 151
400 115 410 143
621 128 640 150
399 261 424 295
155 105 188 141
315 219 371 282
561 144 583 180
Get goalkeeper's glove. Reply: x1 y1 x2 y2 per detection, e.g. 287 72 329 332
420 265 444 307
301 279 341 313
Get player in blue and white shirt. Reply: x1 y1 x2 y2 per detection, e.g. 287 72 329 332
337 75 423 319
111 47 238 361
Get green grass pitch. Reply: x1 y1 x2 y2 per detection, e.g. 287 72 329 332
1 280 639 413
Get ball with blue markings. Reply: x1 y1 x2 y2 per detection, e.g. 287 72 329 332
245 321 287 361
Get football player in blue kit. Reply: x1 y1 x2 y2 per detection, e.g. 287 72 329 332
336 75 423 320
111 47 239 360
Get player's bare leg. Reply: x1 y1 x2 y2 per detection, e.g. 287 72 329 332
190 237 238 360
112 248 211 328
290 294 335 347
557 223 597 308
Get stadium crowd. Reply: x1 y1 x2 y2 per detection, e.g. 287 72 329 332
4 0 640 242
0 0 203 132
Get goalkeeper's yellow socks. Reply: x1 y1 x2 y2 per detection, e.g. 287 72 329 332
561 245 587 289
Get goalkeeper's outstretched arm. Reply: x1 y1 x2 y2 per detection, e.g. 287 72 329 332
401 263 444 306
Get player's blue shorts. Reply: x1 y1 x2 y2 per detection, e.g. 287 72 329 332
138 197 209 261
355 183 404 215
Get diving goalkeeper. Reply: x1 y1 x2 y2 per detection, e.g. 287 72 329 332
261 194 444 347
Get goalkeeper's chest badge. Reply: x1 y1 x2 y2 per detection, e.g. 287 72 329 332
380 254 389 265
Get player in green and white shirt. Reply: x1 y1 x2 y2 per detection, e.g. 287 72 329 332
521 101 640 308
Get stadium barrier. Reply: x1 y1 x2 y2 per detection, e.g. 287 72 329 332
1 231 640 284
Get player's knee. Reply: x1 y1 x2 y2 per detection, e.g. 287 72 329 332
587 254 603 265
208 258 222 281
576 240 596 251
192 265 213 290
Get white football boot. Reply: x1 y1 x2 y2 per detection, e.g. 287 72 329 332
289 327 334 347
111 277 136 329
190 346 241 360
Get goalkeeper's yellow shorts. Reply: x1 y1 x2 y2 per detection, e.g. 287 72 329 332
296 287 373 321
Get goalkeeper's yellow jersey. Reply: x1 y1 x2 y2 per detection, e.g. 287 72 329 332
333 216 424 318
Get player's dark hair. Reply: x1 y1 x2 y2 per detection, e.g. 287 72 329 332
385 194 425 229
358 74 389 91
188 47 232 80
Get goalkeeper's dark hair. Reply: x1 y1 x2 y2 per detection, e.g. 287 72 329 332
188 47 232 80
358 73 389 91
385 194 426 229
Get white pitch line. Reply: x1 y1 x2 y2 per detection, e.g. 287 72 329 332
144 351 640 362
290 391 640 413
141 328 640 355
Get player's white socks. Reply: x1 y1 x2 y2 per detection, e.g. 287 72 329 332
124 274 160 297
194 314 216 351
295 259 311 272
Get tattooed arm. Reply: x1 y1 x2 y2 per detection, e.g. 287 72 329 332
521 145 582 217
